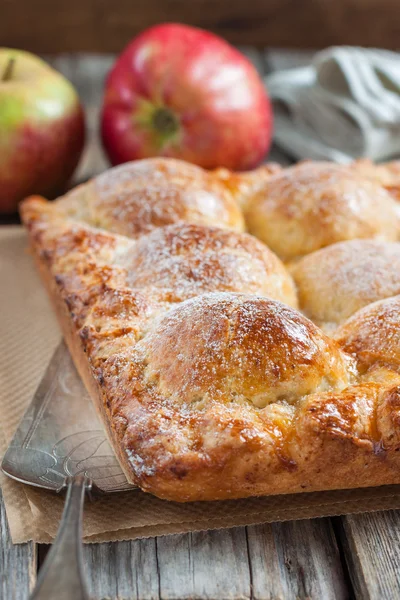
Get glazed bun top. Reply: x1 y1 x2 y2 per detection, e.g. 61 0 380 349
292 240 400 329
139 293 353 408
125 223 297 306
244 162 400 261
56 158 245 237
335 295 400 374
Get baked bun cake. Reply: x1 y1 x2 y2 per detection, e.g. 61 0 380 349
20 157 400 502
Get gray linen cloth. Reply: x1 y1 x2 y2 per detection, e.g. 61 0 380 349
266 47 400 163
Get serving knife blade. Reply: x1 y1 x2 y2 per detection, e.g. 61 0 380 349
2 341 136 600
2 340 134 494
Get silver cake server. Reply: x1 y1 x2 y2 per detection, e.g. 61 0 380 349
2 341 135 600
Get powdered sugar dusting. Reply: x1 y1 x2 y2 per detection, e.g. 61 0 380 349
293 239 400 325
87 158 244 237
245 162 400 260
123 223 297 306
336 294 400 372
140 292 353 409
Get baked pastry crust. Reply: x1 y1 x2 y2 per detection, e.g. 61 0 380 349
20 157 400 502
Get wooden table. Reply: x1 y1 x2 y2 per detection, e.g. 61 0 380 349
2 49 400 600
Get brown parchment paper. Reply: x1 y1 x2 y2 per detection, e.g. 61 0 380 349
2 225 400 545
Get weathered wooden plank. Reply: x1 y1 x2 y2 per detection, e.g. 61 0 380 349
0 489 37 600
83 538 160 600
338 512 400 600
156 528 252 599
79 519 351 600
3 0 400 53
247 520 349 600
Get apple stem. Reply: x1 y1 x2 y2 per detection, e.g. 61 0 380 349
152 107 179 136
2 57 15 82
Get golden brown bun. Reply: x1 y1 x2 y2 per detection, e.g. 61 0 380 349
126 222 297 306
55 158 250 237
292 240 400 329
335 295 400 375
139 293 352 407
244 162 400 261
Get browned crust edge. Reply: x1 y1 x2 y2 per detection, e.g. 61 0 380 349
28 235 139 489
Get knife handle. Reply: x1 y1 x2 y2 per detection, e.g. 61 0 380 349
30 475 90 600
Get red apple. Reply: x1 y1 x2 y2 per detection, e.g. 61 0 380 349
101 23 272 171
0 49 85 214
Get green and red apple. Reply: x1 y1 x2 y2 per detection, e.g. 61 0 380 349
101 24 272 171
0 49 85 213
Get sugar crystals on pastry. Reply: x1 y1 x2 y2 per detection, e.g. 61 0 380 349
292 239 400 330
53 158 246 236
244 162 400 261
335 294 400 376
125 222 297 306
